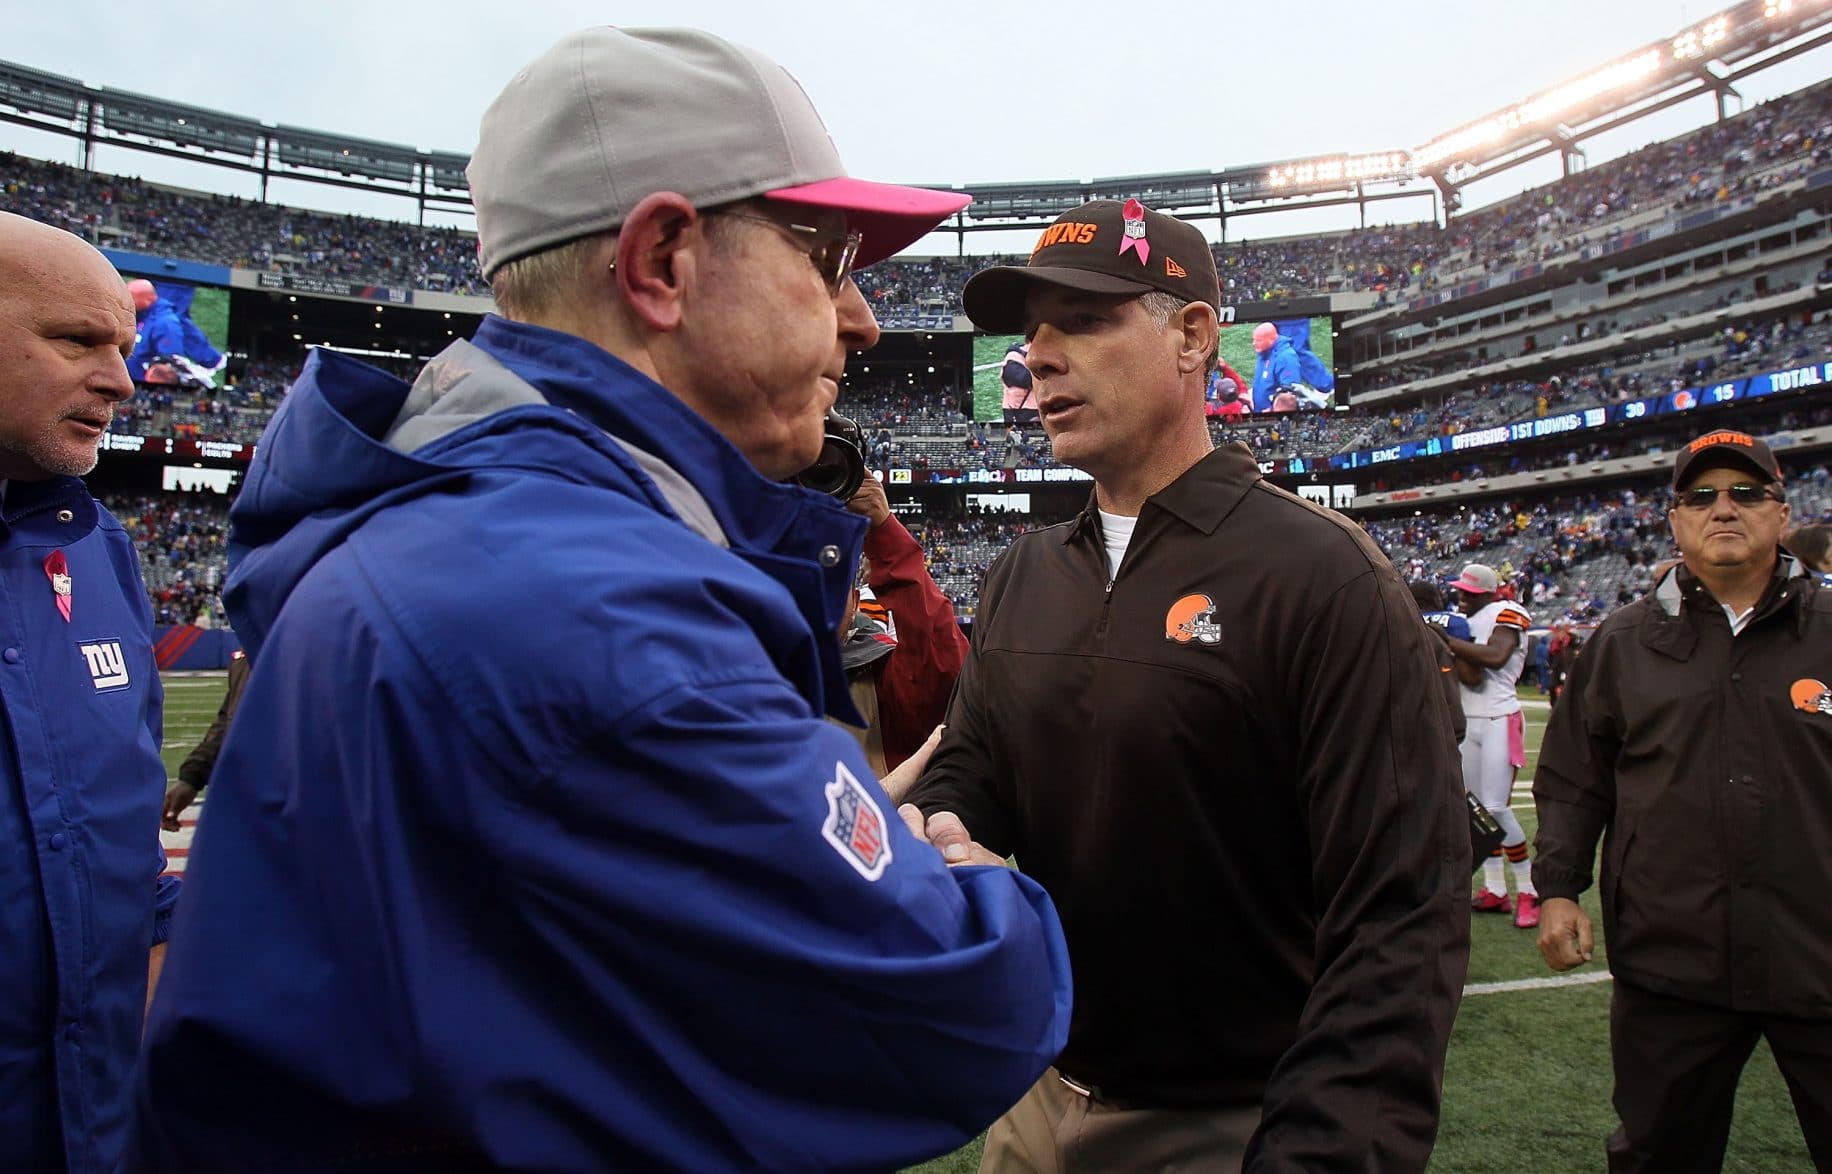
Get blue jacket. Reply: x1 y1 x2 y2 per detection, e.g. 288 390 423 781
0 476 177 1174
129 316 1071 1172
127 297 221 383
1421 609 1473 641
127 300 185 382
1251 337 1303 413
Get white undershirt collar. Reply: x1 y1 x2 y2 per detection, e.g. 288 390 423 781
1097 509 1137 581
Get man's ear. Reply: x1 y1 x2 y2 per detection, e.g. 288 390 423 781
1176 301 1220 376
613 192 705 334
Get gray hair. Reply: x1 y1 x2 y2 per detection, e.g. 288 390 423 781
489 232 616 321
1136 291 1219 377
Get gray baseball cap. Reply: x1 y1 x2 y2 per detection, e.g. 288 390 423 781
468 27 971 280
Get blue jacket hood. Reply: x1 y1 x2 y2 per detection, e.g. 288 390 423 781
226 315 867 715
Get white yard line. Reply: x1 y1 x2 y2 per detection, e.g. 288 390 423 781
1464 972 1612 996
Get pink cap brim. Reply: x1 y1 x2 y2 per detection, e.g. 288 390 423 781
1451 577 1489 593
764 177 971 268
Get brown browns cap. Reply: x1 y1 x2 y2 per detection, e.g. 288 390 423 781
961 199 1221 334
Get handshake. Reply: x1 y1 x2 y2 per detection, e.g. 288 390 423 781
879 725 1007 868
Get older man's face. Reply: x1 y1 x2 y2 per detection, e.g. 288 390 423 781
671 203 880 483
1669 465 1791 578
0 216 136 480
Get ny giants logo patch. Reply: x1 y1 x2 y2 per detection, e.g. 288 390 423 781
822 761 892 881
79 639 131 691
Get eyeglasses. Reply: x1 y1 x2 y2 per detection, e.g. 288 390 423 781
716 211 862 297
1673 483 1784 510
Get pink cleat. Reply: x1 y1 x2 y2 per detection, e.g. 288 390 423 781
1472 890 1513 914
1515 893 1541 929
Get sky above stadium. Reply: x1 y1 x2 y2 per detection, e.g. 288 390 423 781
5 0 1830 251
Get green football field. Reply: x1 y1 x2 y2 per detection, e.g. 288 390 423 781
158 676 1817 1172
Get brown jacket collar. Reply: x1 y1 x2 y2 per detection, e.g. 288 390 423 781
1064 443 1261 544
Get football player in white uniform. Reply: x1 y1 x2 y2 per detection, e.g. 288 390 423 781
1443 563 1539 928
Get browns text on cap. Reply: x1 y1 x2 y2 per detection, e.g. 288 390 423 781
1670 429 1783 489
467 27 970 280
961 200 1222 334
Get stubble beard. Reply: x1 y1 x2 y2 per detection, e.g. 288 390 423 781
1 420 104 480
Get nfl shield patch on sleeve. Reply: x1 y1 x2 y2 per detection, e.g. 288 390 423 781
823 761 893 881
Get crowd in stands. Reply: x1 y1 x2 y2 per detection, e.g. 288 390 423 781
1348 309 1832 458
1370 467 1832 624
900 512 1046 615
102 492 233 628
2 153 486 294
29 71 1832 628
107 350 416 446
1213 223 1443 302
106 436 1832 629
94 298 1828 500
1434 79 1832 282
1367 400 1832 494
8 76 1829 313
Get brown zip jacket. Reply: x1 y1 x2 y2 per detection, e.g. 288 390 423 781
1534 558 1832 1014
910 443 1470 1171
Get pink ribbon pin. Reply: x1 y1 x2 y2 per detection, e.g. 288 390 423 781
1118 198 1150 265
44 551 72 623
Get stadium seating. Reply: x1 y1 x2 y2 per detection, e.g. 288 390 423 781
13 67 1830 626
9 77 1828 315
103 492 233 627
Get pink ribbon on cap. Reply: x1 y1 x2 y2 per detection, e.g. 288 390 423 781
1118 198 1150 265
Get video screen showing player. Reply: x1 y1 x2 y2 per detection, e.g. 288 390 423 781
1215 315 1336 413
971 333 1037 425
127 279 230 390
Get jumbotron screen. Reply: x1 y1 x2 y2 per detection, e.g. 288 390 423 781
1214 315 1336 415
972 314 1336 424
971 334 1027 424
128 280 231 390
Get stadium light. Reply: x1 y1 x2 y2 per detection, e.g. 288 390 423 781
1670 15 1731 60
1416 0 1832 174
1265 152 1412 191
1414 49 1662 170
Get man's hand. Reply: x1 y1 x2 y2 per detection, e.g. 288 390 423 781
1536 896 1595 971
878 725 943 805
162 781 200 832
896 805 1005 868
146 942 167 1023
845 474 891 529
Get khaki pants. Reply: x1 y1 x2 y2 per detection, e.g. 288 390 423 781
980 1068 1262 1174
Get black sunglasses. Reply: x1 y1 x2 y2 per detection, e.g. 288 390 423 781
1674 483 1783 510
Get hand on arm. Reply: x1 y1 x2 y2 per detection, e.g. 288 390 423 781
1445 623 1519 671
897 804 1006 867
879 724 943 804
884 723 1003 866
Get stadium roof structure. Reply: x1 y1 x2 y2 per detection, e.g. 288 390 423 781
1413 0 1832 204
2 0 1829 233
0 60 474 216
